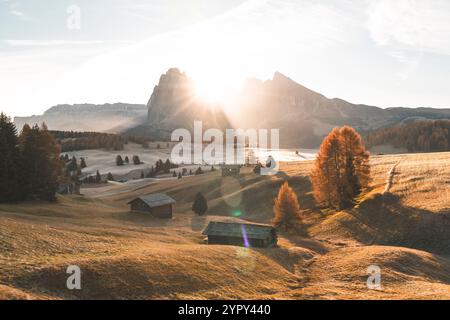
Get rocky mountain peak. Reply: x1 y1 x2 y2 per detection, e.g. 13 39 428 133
147 68 195 123
270 71 323 98
158 68 188 85
272 71 291 82
138 68 230 138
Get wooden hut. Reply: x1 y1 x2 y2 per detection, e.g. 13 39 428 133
202 221 277 248
127 193 175 219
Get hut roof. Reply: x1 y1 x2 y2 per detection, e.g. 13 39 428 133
127 193 176 208
202 221 275 240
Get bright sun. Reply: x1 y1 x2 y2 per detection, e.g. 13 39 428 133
194 77 228 105
179 29 249 108
193 72 241 109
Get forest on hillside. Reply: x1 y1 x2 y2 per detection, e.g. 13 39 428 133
366 120 450 153
50 131 125 152
0 114 62 202
50 131 154 152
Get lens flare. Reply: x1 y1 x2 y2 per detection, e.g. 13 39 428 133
232 210 242 217
240 224 250 248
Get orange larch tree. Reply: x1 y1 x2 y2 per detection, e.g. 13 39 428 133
273 181 301 231
339 126 371 202
311 126 370 210
311 127 342 208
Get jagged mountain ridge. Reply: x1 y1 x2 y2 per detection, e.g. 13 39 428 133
231 72 450 147
125 68 231 139
134 68 450 147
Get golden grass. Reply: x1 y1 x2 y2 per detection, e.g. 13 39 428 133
389 152 450 213
0 152 449 299
291 246 450 300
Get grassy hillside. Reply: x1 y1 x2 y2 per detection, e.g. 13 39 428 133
1 152 449 299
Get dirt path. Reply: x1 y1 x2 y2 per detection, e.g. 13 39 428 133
383 159 403 194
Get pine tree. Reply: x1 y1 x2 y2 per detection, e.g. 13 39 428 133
107 172 114 181
19 123 62 201
155 159 163 172
178 172 182 179
41 123 63 200
116 155 124 166
273 181 301 232
192 192 207 216
164 159 171 172
150 166 155 177
95 170 101 183
140 171 145 179
67 156 78 172
0 113 21 202
132 155 141 165
124 156 129 164
80 157 87 169
172 171 177 177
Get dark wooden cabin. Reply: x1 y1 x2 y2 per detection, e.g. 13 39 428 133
127 193 176 219
202 221 277 248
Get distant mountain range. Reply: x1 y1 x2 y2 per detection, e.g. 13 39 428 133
14 68 450 147
229 72 450 147
14 103 147 133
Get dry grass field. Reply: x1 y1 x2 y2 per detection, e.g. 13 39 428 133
0 152 449 300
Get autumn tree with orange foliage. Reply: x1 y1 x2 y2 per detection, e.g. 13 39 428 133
273 181 301 231
311 126 370 210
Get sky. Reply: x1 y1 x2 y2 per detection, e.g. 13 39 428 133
1 0 450 117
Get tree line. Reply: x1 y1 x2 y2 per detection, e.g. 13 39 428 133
52 131 173 153
0 113 62 202
50 130 125 152
116 155 142 166
125 135 152 149
366 120 450 153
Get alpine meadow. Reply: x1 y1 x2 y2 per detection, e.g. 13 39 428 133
0 0 450 306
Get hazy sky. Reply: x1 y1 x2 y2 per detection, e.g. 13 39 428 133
1 0 450 117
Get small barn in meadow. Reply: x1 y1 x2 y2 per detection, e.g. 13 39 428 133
127 193 175 219
202 221 277 248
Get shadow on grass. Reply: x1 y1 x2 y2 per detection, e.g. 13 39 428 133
344 192 450 254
